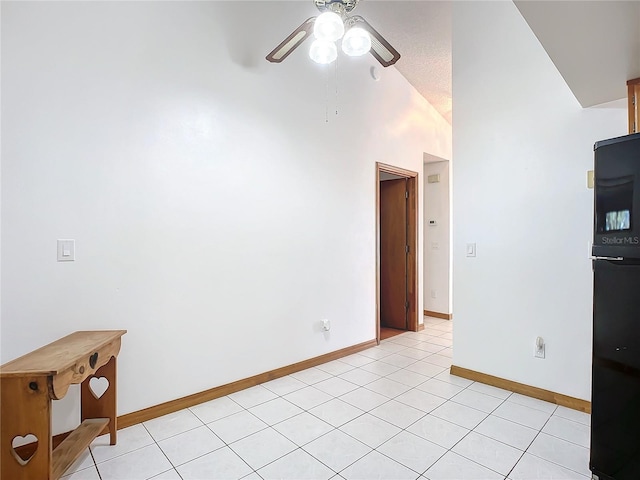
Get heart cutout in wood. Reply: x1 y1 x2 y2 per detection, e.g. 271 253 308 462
89 376 109 399
11 434 38 465
89 352 99 369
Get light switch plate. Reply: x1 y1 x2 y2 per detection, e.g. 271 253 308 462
466 243 476 257
57 239 75 261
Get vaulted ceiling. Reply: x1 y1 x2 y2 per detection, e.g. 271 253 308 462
359 0 640 123
514 0 640 108
262 1 639 125
360 1 452 123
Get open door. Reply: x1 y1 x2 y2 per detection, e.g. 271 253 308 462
380 178 408 330
376 163 419 343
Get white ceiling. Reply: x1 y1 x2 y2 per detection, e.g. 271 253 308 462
360 1 452 123
261 1 638 123
353 0 639 120
514 1 640 108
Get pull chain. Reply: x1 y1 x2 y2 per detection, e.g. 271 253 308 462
325 63 330 123
335 56 339 116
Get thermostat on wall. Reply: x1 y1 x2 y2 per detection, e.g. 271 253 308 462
427 174 440 183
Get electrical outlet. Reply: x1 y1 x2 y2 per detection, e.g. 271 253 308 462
431 290 437 299
534 337 545 359
322 319 331 331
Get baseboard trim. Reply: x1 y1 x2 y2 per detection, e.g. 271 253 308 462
117 339 377 428
417 323 425 331
22 339 367 455
450 365 591 413
423 310 452 320
38 339 377 452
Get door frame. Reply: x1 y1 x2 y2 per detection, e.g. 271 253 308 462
376 162 419 343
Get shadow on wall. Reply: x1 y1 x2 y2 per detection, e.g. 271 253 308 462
215 2 310 71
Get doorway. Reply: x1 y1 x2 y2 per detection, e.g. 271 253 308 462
376 162 419 343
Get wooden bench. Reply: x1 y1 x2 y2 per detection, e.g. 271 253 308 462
1 330 126 479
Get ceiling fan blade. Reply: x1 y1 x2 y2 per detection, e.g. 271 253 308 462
352 16 400 67
266 17 317 63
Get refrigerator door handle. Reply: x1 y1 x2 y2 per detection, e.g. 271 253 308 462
591 256 624 261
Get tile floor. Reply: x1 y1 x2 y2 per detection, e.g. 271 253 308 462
62 317 592 480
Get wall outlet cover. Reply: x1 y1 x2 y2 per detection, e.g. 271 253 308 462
534 337 545 359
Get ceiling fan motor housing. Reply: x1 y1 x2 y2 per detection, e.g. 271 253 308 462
314 0 360 15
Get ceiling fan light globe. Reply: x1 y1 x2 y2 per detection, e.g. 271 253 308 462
313 12 345 42
309 39 338 64
341 27 371 56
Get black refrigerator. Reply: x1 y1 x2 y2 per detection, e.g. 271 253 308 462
591 132 640 480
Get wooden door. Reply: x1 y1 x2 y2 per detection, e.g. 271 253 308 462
380 178 407 330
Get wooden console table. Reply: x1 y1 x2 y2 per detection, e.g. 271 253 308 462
1 330 126 479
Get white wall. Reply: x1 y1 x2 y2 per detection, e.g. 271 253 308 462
0 1 451 433
423 159 451 315
452 1 627 400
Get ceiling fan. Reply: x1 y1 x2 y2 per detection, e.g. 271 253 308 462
266 0 400 67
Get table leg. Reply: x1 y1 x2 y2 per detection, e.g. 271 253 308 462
80 356 117 445
1 375 52 479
